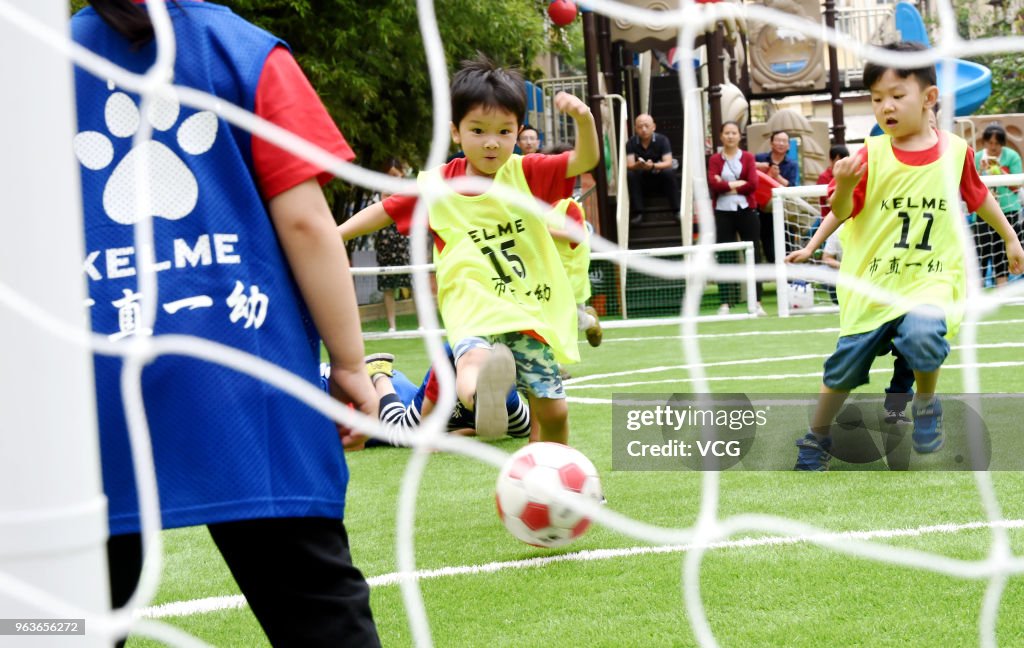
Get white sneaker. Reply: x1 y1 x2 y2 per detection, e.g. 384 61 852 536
474 343 516 439
717 303 731 316
753 302 767 317
387 326 397 333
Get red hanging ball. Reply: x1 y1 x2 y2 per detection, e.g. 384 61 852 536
548 0 578 27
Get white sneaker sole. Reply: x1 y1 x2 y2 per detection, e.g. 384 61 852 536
474 343 515 439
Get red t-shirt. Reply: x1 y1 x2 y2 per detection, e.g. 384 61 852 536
828 132 988 218
252 47 354 198
381 152 575 251
817 167 835 216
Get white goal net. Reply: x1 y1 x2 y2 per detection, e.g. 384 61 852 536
2 1 1024 647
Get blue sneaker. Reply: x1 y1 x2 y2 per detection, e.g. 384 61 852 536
911 398 944 453
794 433 833 471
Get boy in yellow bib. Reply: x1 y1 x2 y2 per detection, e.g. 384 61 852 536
786 42 1024 470
339 56 598 444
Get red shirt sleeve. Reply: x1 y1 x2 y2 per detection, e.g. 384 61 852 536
382 194 417 235
382 158 469 237
252 47 355 199
959 147 990 213
707 153 729 197
522 151 575 203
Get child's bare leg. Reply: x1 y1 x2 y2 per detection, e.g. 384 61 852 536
810 383 851 436
455 342 515 439
529 395 569 445
454 347 489 410
383 289 397 331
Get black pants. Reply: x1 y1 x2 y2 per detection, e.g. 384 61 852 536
758 209 775 263
884 348 916 412
108 517 380 648
714 207 763 305
628 168 680 217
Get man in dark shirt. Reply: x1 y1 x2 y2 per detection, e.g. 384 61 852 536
626 113 679 224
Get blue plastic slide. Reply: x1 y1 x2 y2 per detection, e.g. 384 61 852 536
894 2 991 115
868 2 991 134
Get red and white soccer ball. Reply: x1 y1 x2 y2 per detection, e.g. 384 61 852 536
495 442 603 548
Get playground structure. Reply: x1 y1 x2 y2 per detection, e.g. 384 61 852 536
532 0 997 249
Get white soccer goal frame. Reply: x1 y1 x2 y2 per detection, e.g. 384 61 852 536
591 241 759 328
350 241 759 338
770 184 840 317
0 2 109 645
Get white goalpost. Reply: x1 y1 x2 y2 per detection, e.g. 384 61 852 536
0 2 109 646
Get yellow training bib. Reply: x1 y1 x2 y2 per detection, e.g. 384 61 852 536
421 155 580 363
838 134 967 337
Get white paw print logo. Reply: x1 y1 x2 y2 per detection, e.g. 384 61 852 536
74 89 218 225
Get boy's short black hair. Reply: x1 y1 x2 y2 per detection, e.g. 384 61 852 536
829 144 850 161
863 41 937 90
451 54 526 128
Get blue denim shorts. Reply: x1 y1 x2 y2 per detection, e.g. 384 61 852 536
823 305 950 390
451 332 564 399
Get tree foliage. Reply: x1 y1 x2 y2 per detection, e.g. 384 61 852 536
954 0 1024 114
69 1 582 211
227 0 558 172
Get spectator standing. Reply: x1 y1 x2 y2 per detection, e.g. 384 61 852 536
755 130 799 262
373 159 413 332
708 121 766 316
973 123 1023 286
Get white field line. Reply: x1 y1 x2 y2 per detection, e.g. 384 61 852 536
596 318 1024 344
566 360 1024 393
137 518 1024 620
569 341 1024 386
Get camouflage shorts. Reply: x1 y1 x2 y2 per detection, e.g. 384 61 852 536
450 332 564 400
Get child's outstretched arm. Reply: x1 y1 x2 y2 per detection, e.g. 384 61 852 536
975 192 1024 274
555 91 599 178
337 201 395 242
785 213 843 263
787 154 865 263
268 179 378 425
